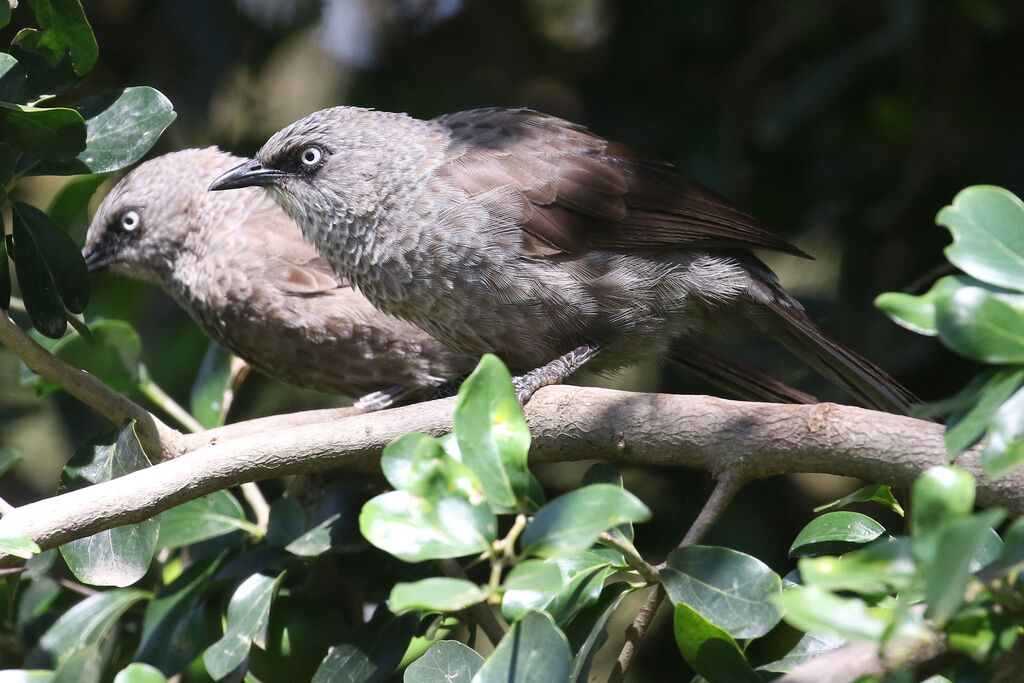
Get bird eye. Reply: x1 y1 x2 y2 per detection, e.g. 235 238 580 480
299 146 323 167
120 210 141 232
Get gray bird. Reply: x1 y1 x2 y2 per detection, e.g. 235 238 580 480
82 147 477 409
209 107 915 411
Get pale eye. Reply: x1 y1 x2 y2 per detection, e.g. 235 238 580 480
299 146 323 167
120 210 141 232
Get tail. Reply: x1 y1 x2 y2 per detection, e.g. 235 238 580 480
762 301 918 414
667 339 818 405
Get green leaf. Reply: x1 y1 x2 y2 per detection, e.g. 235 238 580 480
0 52 28 102
756 631 846 674
360 489 496 563
911 466 975 567
776 586 889 642
939 185 1024 291
875 275 966 337
798 537 916 594
453 354 532 512
389 578 488 613
473 610 571 683
405 641 483 683
0 531 41 559
189 342 234 429
978 517 1024 581
26 588 150 669
9 44 83 101
29 319 142 393
13 0 98 75
48 173 108 243
59 422 158 587
581 463 635 542
671 602 761 683
661 545 783 639
500 560 567 622
935 280 1024 362
542 552 618 626
924 509 1005 623
135 553 224 676
27 87 177 176
12 201 90 336
814 484 904 516
381 432 483 502
566 582 633 683
0 672 56 682
0 102 85 160
113 663 167 683
789 511 886 557
945 368 1024 454
981 385 1024 477
520 484 651 558
156 490 255 551
312 608 418 683
202 572 284 680
52 645 101 683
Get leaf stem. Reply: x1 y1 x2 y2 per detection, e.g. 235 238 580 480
599 532 660 585
137 367 205 434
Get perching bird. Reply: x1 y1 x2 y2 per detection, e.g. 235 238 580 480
82 147 477 409
209 107 915 411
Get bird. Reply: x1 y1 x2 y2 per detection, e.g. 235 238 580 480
209 106 916 412
82 147 478 410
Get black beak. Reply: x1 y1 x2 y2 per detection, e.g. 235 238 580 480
82 245 114 273
209 159 288 191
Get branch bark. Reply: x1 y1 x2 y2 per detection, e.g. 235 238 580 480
0 385 1012 567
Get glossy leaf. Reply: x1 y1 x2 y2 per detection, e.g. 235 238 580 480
389 578 487 613
12 201 90 337
938 185 1024 291
661 545 782 639
0 52 29 101
189 342 234 429
59 422 157 587
875 274 966 337
776 586 889 642
311 609 417 683
453 354 532 512
405 640 483 683
48 173 108 242
935 281 1024 363
520 484 650 558
26 588 150 669
0 102 85 160
0 532 41 559
756 631 846 674
813 484 904 516
52 645 101 683
504 552 613 626
924 509 1005 623
566 582 633 683
798 537 916 594
381 432 483 502
910 466 975 563
13 0 98 75
28 87 176 176
981 385 1024 477
360 490 495 562
472 610 571 683
135 554 224 676
156 490 255 551
30 319 142 394
202 572 284 680
945 368 1024 454
789 511 886 557
671 602 761 683
0 672 55 683
979 517 1024 581
500 560 566 622
112 663 166 683
581 462 635 542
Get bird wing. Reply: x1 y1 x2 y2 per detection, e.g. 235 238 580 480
433 108 808 258
240 198 346 294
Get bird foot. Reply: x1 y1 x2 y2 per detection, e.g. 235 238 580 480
512 343 601 405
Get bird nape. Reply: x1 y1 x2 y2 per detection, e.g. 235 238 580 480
210 106 916 412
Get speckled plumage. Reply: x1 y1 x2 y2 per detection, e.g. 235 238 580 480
83 148 475 404
212 107 916 412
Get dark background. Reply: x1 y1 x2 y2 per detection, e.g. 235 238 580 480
1 1 1021 676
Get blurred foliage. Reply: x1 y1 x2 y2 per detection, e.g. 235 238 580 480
1 0 1024 680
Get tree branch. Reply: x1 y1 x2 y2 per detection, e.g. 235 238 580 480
0 386 1009 567
0 311 183 457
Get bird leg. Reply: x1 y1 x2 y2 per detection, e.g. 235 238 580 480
513 343 602 404
353 384 410 411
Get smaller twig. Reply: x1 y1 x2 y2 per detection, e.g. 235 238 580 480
57 577 101 598
138 370 205 434
599 532 660 585
239 482 270 532
436 558 506 646
608 586 665 683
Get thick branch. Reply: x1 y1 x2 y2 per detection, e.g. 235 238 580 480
0 312 183 456
0 386 1011 566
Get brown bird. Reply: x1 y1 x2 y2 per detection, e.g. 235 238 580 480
210 107 915 411
82 147 477 409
